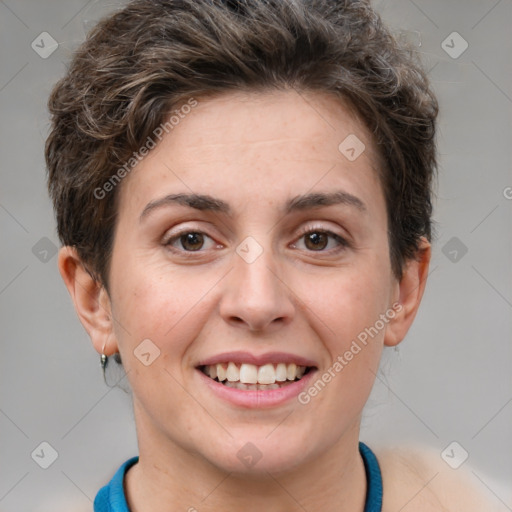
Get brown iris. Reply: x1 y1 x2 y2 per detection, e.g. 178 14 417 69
180 232 205 251
304 232 328 251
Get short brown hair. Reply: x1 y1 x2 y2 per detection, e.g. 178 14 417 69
46 0 438 288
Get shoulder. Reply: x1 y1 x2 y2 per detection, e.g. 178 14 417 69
371 442 501 512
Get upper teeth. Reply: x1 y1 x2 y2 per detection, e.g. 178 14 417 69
204 362 307 384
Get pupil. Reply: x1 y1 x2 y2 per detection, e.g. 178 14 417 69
305 232 327 250
182 232 204 251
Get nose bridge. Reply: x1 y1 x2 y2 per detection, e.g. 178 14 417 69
237 245 278 298
219 235 294 331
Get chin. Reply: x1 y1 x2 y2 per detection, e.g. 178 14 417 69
198 434 313 476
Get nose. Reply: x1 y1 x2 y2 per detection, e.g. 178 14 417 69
219 242 295 332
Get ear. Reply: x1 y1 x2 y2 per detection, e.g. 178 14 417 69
384 237 431 347
58 246 117 356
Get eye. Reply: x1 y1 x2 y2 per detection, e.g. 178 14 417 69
164 231 217 252
293 228 349 252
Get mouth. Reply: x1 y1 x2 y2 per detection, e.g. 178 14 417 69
198 362 315 391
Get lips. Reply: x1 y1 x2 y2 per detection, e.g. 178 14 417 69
195 351 317 403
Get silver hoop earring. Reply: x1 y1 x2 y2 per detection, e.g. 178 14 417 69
100 341 109 384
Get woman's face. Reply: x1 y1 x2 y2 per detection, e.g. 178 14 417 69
106 90 405 474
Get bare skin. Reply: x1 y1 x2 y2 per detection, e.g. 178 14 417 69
375 444 501 511
59 89 495 511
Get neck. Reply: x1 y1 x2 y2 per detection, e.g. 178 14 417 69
125 406 367 512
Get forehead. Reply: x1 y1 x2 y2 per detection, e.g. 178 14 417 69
118 89 385 216
166 89 377 161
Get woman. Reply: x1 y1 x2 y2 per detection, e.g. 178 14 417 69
45 0 495 510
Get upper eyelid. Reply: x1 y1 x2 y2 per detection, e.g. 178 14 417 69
162 222 217 241
295 223 343 235
294 223 350 242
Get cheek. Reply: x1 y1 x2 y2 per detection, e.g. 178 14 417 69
300 263 390 342
326 263 391 390
296 269 388 415
110 261 217 360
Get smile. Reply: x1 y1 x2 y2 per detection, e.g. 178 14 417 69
195 351 318 407
199 362 313 390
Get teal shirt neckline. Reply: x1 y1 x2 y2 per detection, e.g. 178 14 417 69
94 441 383 511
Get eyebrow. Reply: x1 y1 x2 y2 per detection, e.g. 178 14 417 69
286 191 366 213
139 190 366 221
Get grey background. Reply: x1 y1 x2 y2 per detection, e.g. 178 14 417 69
1 0 511 510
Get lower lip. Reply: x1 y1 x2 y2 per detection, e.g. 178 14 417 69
196 368 318 408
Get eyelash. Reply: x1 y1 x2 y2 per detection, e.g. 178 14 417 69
163 225 350 256
294 225 350 253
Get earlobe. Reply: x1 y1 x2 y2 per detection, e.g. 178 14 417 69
57 246 117 356
384 238 431 347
